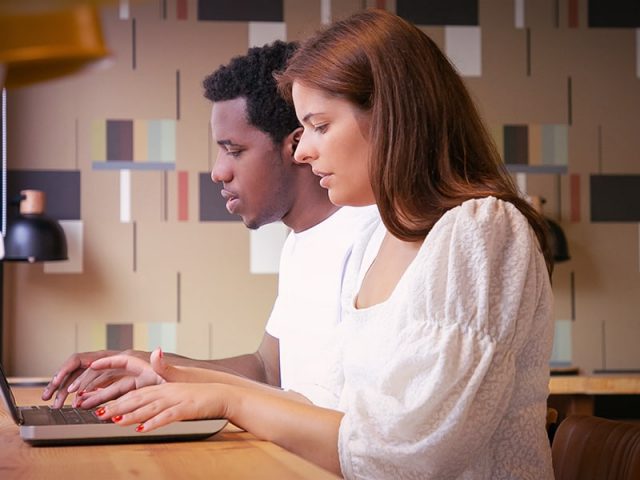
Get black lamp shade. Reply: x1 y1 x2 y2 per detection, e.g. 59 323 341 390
4 214 68 262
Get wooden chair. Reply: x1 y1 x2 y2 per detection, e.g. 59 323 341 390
552 415 640 480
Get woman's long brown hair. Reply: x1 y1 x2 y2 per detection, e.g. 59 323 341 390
277 9 553 275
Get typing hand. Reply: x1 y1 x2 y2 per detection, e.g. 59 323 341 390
42 350 119 408
71 348 167 409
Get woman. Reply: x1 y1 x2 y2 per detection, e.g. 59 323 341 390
88 10 554 479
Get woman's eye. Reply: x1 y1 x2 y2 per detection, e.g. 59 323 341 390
313 124 328 133
227 150 242 158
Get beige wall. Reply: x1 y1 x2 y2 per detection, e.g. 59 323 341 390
3 0 640 375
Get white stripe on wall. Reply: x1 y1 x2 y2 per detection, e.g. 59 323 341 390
515 0 525 29
120 169 131 223
119 0 130 20
321 0 331 25
248 21 287 47
445 26 482 77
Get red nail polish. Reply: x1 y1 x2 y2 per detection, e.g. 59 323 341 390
136 424 144 432
78 390 85 397
112 415 123 422
95 407 106 416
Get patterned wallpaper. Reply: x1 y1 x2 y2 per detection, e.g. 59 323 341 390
3 0 640 375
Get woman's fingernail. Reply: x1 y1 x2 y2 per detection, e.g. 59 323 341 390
159 348 163 358
136 424 145 433
112 415 123 422
78 390 85 397
95 407 106 416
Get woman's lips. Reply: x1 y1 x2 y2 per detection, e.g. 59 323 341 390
313 170 333 189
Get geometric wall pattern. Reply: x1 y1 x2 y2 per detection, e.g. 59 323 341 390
4 0 640 377
91 119 176 170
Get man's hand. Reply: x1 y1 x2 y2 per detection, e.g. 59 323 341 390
42 349 151 408
73 349 167 409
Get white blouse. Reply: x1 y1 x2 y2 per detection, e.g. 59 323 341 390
329 197 554 480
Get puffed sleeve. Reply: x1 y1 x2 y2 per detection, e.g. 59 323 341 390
337 197 550 479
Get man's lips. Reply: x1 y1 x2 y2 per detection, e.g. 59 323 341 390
220 189 239 213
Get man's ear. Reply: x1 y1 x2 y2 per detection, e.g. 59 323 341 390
285 127 304 158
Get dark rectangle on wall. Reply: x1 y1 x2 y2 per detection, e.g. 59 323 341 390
396 0 478 26
8 170 81 220
199 172 239 222
197 0 283 22
107 324 133 351
588 0 640 28
591 175 640 222
107 120 133 161
503 125 529 165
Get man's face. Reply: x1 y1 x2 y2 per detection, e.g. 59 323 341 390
210 97 294 229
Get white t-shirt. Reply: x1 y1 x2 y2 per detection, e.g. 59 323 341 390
265 205 378 405
328 197 554 479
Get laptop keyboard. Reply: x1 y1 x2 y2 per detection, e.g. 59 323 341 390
21 406 112 425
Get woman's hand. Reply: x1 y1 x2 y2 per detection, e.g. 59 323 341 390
94 382 232 432
70 348 168 409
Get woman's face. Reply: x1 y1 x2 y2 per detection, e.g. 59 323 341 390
291 82 376 207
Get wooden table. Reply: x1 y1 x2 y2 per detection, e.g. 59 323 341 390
548 375 640 420
0 387 340 480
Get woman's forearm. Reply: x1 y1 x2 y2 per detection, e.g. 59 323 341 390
224 384 343 475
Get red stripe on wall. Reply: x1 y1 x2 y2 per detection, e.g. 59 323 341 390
570 174 580 222
178 171 188 221
568 0 578 28
177 0 188 20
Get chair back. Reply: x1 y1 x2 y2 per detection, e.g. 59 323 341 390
552 415 640 480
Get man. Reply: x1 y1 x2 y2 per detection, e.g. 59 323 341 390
42 41 376 409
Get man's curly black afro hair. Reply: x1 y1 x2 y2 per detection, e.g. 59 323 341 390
203 40 300 145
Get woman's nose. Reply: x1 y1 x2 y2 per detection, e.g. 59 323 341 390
293 132 314 164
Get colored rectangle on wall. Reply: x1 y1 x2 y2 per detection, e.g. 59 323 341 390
542 124 568 166
588 0 640 28
591 175 640 222
197 0 283 22
249 21 286 47
397 0 478 25
514 0 525 28
178 171 188 221
91 120 106 161
44 220 83 273
107 120 133 161
133 119 148 161
199 172 240 222
7 170 81 220
504 125 529 165
148 323 177 353
177 0 188 20
445 26 482 77
528 124 542 166
568 0 579 28
160 120 176 163
107 324 133 350
120 169 131 223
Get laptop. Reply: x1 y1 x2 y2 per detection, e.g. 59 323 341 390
0 361 228 446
